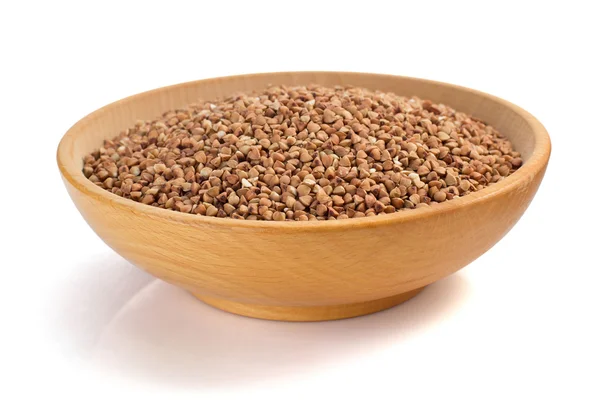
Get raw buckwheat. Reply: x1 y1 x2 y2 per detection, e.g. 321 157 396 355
83 84 522 221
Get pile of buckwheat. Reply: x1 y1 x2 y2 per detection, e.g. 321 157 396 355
83 84 522 221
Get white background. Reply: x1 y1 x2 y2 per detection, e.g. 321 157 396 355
1 1 599 399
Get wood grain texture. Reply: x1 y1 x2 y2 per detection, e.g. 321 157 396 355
57 72 551 321
195 288 425 322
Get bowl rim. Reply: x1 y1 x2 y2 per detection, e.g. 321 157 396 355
57 71 551 231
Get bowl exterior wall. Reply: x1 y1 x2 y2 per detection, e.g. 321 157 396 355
62 163 545 307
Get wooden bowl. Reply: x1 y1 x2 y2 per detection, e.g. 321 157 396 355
57 72 551 321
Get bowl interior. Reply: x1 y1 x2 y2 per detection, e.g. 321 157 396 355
64 72 541 175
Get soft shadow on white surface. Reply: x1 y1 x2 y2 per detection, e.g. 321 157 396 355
53 254 472 389
51 254 154 354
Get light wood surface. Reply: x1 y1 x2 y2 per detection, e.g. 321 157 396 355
195 288 426 322
57 72 551 321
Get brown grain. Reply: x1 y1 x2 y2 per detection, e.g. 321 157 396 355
83 84 522 220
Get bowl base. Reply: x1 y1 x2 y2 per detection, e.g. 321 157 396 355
193 287 426 322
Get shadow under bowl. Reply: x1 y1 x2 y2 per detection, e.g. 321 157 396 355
57 72 551 321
